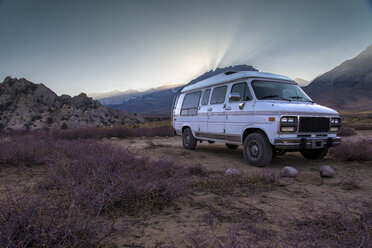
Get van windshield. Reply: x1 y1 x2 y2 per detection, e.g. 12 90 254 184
251 80 313 102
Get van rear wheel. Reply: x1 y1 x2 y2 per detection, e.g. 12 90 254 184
226 144 239 149
243 133 272 167
182 128 197 150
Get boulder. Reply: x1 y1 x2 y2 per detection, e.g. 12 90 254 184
281 166 298 178
225 168 242 176
319 165 335 178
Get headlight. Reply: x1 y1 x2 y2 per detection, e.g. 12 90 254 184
330 117 341 132
281 127 295 132
331 118 341 124
280 116 298 133
281 117 296 123
330 127 339 132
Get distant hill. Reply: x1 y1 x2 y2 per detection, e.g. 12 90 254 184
0 77 142 130
88 89 139 101
294 78 310 87
304 43 372 111
89 83 184 106
108 65 258 116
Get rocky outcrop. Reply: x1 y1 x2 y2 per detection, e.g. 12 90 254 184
0 77 142 130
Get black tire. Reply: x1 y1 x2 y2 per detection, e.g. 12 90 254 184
300 148 328 160
226 144 239 149
243 133 273 167
182 128 197 150
208 141 215 144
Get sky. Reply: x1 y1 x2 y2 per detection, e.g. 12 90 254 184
0 0 372 96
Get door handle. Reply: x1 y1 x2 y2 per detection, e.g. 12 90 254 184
225 106 231 110
208 108 213 112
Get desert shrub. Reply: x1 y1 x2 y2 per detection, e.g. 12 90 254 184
188 164 207 176
193 169 279 195
339 176 362 190
47 116 54 124
282 200 372 247
53 125 174 140
338 126 356 136
31 114 42 121
346 123 372 130
0 192 108 247
330 139 372 161
61 122 68 129
0 133 190 246
182 199 372 248
47 143 190 213
0 135 54 167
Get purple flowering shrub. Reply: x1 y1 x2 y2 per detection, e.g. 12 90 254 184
0 133 190 247
52 125 174 139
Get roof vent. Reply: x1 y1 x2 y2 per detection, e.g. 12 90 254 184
224 70 238 75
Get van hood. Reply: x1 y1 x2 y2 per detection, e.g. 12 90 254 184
256 101 339 116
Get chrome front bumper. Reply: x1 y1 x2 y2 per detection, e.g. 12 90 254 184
274 137 341 150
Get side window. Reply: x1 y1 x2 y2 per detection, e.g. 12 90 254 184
201 89 211 105
230 83 245 102
211 86 227 104
230 82 252 102
181 91 201 116
245 83 252 101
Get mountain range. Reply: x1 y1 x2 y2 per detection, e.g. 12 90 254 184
94 44 372 114
0 77 142 130
95 65 258 116
303 43 372 112
294 78 310 87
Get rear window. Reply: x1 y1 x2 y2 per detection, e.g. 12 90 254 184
210 86 227 104
181 91 201 116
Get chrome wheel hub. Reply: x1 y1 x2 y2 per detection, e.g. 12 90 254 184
248 141 260 159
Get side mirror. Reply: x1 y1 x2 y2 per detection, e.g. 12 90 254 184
229 92 241 102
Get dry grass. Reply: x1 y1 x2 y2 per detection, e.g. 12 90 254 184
330 139 372 161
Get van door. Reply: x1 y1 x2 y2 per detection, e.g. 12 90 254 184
208 85 228 140
180 91 201 133
224 82 254 143
197 88 211 135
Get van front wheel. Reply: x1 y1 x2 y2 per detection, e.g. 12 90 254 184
182 128 197 150
243 133 272 167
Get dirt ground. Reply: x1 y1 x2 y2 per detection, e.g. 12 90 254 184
105 131 372 247
1 131 371 247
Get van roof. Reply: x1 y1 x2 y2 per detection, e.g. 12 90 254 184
181 71 294 93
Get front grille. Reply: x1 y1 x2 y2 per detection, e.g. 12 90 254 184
299 117 330 133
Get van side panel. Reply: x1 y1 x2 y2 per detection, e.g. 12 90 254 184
198 89 210 134
208 86 228 137
224 81 255 143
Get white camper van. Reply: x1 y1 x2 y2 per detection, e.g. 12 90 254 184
172 71 341 167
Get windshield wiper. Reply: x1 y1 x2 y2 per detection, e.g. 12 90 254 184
288 96 314 103
259 95 291 101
